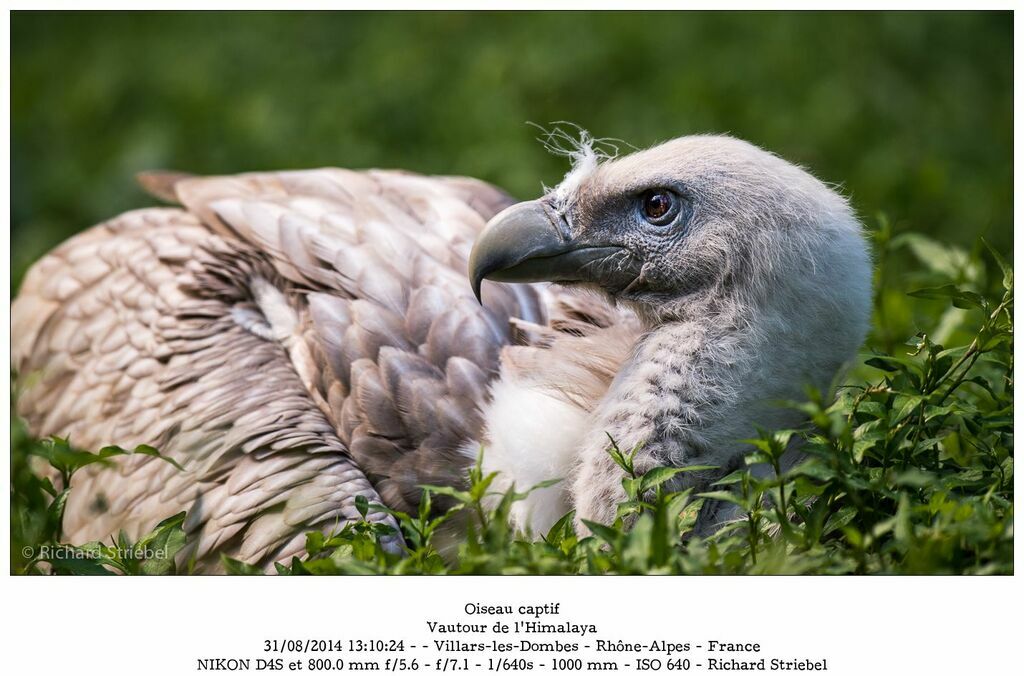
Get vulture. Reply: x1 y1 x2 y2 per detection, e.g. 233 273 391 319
11 133 872 571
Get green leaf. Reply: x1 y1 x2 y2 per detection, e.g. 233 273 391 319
221 555 265 575
305 531 326 556
469 471 499 502
892 394 925 422
419 484 472 504
711 470 748 487
543 511 576 547
45 488 70 541
354 495 369 518
43 547 117 575
908 285 986 311
616 501 644 518
864 353 925 376
581 520 621 545
604 433 638 476
823 507 857 535
139 524 187 575
517 478 563 497
639 465 716 494
121 444 186 472
131 512 187 575
894 233 976 281
893 468 935 488
983 239 1013 291
38 476 58 498
697 491 747 508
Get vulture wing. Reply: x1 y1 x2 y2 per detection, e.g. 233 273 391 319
12 168 550 571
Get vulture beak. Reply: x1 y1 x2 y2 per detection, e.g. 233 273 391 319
469 200 641 302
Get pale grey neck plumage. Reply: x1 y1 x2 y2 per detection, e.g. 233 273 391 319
572 296 788 523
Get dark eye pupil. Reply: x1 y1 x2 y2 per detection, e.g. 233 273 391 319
644 191 672 220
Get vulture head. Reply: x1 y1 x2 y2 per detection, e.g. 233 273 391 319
472 135 868 326
470 135 871 532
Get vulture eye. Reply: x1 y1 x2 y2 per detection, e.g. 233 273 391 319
640 189 679 226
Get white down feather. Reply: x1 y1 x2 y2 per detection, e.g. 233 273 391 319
472 375 591 535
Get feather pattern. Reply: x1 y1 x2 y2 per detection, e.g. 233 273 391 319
12 168 568 570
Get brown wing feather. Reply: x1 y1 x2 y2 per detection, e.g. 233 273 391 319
136 170 193 204
168 168 542 514
13 167 549 569
12 208 398 571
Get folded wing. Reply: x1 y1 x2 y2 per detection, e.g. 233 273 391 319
12 168 546 570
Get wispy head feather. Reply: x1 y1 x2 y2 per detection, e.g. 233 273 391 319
528 122 632 213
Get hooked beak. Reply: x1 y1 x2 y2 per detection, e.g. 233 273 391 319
468 200 641 302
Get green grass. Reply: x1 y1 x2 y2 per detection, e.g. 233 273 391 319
10 227 1013 575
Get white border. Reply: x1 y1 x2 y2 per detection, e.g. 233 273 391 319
2 5 1019 676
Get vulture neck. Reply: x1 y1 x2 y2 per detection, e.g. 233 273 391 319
601 294 754 449
591 287 811 479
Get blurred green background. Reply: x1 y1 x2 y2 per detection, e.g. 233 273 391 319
11 11 1012 290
